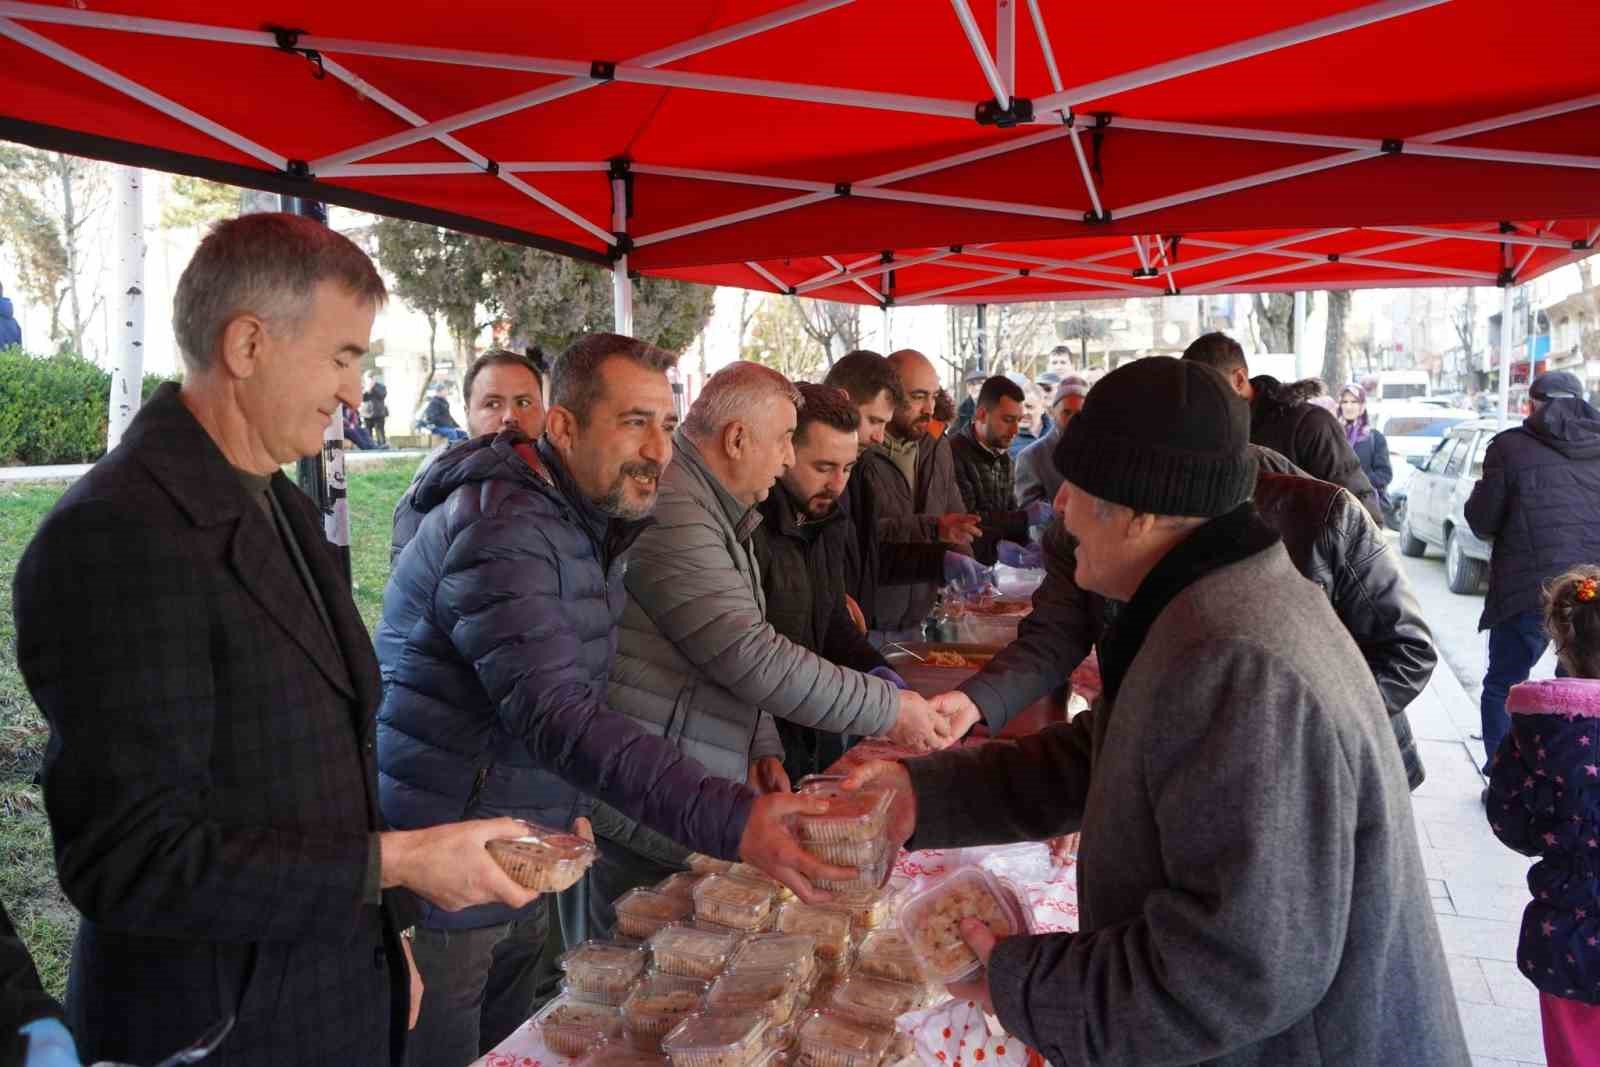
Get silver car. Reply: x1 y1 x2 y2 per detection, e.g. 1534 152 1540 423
1396 417 1498 594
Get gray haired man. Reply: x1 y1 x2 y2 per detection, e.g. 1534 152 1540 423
590 361 954 930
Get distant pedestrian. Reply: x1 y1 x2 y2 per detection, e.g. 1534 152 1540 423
1487 565 1600 1067
361 371 388 444
1338 382 1392 518
0 283 21 349
1466 370 1600 775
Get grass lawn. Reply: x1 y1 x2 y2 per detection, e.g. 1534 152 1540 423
0 457 421 998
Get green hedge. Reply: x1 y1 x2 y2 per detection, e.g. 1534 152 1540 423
0 348 173 466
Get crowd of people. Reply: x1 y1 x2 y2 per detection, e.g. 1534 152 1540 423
9 210 1600 1067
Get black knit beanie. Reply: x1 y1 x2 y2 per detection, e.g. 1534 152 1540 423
1053 357 1255 518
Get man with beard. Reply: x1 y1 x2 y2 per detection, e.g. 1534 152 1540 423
377 337 835 1066
754 383 908 780
824 351 986 638
391 349 547 561
949 375 1054 566
851 349 982 641
593 363 955 930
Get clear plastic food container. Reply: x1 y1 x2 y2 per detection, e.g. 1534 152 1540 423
686 853 735 876
898 867 1031 983
811 850 893 893
534 994 623 1059
707 968 804 1025
853 930 925 985
694 874 777 931
577 1040 670 1067
660 1012 770 1067
649 924 741 980
819 887 894 932
792 1011 892 1067
559 940 650 1005
789 785 893 844
693 915 762 937
622 973 710 1051
800 835 886 867
614 889 695 941
728 864 797 904
655 871 705 900
486 825 598 892
826 974 927 1028
728 933 817 984
775 903 852 963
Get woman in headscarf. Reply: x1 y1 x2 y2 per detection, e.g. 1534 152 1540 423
1338 382 1392 516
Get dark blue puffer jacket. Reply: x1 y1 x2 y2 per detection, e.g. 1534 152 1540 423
377 432 755 929
1488 678 1600 1003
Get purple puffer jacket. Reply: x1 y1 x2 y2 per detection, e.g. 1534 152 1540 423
1487 677 1600 1003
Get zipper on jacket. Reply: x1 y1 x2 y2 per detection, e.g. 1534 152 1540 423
462 766 489 818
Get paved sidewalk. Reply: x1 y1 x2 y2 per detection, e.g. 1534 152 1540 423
1410 662 1545 1065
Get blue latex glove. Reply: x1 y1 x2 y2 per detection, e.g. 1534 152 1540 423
20 1019 80 1067
997 540 1043 569
943 551 990 591
1025 500 1055 527
867 666 911 690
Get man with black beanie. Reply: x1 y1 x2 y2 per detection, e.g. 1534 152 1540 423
845 357 1465 1066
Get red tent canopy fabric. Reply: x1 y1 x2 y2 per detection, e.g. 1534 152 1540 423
2 0 1597 303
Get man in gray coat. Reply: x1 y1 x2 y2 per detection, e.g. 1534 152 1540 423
848 357 1465 1066
591 362 952 932
852 349 979 640
1014 374 1087 508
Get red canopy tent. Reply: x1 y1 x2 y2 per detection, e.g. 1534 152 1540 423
1 0 1596 312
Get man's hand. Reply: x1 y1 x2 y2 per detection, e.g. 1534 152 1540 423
1024 499 1055 528
930 690 983 740
943 551 992 591
748 756 791 795
401 935 424 1030
379 818 541 913
738 791 858 904
1045 833 1078 868
946 918 999 1012
840 760 915 853
937 513 982 546
885 690 954 753
844 594 868 635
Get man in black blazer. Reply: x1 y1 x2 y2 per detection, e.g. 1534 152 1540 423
12 213 539 1067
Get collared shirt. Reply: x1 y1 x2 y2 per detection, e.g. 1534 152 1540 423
883 431 920 493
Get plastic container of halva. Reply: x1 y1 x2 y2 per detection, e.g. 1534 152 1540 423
534 994 623 1059
660 1012 770 1067
559 940 650 1005
485 824 598 891
897 867 1031 983
622 973 710 1052
649 923 741 980
614 889 695 941
694 874 777 931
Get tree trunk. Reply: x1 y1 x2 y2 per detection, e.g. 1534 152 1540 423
1252 292 1294 352
1322 289 1351 388
56 155 87 357
414 312 439 417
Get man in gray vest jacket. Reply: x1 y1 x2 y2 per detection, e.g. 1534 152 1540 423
591 362 954 930
846 358 1465 1066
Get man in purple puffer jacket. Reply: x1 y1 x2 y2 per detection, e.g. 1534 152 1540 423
377 333 841 1066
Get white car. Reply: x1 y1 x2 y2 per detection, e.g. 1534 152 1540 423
1377 402 1479 502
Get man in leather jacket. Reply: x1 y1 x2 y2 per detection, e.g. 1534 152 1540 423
941 445 1434 789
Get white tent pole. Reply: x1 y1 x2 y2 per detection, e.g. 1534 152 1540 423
1415 91 1600 144
1066 124 1105 219
745 262 790 292
1151 234 1179 293
107 164 145 452
612 174 633 335
795 250 953 294
1366 225 1578 251
1499 277 1514 429
632 191 834 249
950 0 1009 109
799 254 880 288
1114 149 1380 221
1511 220 1557 280
823 256 887 302
1294 290 1309 378
505 172 620 246
1024 0 1064 93
859 127 1071 188
852 185 1084 220
631 164 831 192
0 17 287 169
995 0 1016 99
309 0 856 168
939 259 1162 295
919 277 1461 305
1034 0 1447 111
1157 228 1353 275
965 247 1139 277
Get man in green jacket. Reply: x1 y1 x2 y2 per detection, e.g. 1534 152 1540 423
848 357 1465 1066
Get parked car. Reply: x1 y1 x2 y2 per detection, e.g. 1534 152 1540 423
1396 417 1499 594
1378 402 1479 505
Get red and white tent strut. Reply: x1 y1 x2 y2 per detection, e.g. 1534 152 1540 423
0 0 1595 320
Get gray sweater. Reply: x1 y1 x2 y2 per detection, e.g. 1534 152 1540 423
908 543 1466 1066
